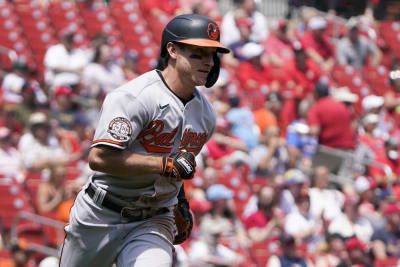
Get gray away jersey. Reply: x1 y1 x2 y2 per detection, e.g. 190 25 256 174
90 70 216 208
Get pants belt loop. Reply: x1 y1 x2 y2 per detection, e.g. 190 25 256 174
93 185 106 206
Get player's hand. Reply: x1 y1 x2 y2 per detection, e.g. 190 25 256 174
160 150 196 180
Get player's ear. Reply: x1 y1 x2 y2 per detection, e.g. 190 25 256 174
166 42 179 60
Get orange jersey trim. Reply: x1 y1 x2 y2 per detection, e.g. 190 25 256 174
92 139 124 146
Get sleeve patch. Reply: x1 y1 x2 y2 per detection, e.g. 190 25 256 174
107 117 132 142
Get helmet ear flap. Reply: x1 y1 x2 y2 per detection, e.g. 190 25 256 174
205 54 220 88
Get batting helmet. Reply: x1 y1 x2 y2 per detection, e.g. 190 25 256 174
160 14 230 87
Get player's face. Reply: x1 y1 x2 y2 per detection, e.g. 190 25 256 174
175 43 217 86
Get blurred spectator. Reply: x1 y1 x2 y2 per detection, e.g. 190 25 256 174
280 168 308 215
332 86 359 119
50 85 79 130
203 116 250 168
225 95 259 150
250 126 289 177
336 237 373 267
244 185 284 243
223 17 254 67
328 196 373 243
308 82 356 174
188 184 247 266
0 127 25 181
285 100 317 168
388 68 400 96
308 165 344 222
1 62 46 106
368 137 400 185
300 16 335 72
263 19 295 67
253 92 283 140
36 164 69 216
82 43 125 97
353 175 385 231
315 233 347 267
220 0 268 47
0 106 23 145
44 31 91 90
357 112 385 161
370 202 400 259
361 94 390 139
284 192 324 248
0 244 31 267
121 50 140 81
336 18 382 70
187 221 244 267
236 42 279 94
266 233 312 267
17 112 69 171
187 0 221 20
282 42 322 100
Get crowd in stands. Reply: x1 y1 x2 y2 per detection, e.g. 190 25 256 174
0 0 400 266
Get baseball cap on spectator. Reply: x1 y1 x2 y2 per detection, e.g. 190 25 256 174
354 176 377 194
284 168 307 186
291 121 309 135
362 113 379 125
333 87 359 103
383 202 400 216
206 184 234 201
241 42 264 60
54 85 73 97
29 112 48 126
362 95 384 111
308 16 327 31
345 237 366 251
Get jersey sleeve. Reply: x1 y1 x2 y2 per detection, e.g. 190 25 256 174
92 91 148 150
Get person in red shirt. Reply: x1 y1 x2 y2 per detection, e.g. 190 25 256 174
369 137 400 184
244 185 284 244
301 16 335 73
237 42 280 94
282 41 322 100
308 82 356 150
263 19 295 67
308 82 356 175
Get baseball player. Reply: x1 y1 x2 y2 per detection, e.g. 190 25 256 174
59 14 230 267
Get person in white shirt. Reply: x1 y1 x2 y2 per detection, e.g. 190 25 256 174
0 127 25 181
81 43 125 97
220 0 268 47
18 112 69 171
308 165 344 221
44 32 91 90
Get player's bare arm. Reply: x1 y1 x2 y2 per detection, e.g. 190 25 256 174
89 145 163 177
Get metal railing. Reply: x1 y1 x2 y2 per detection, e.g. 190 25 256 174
10 211 65 257
316 145 394 188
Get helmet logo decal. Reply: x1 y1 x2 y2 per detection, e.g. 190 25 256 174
207 23 219 40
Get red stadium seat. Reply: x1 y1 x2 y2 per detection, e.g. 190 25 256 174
0 178 36 230
374 257 400 267
362 65 392 96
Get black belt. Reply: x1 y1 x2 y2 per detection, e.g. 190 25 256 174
85 183 169 221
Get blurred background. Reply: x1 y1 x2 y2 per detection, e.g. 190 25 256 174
0 0 400 266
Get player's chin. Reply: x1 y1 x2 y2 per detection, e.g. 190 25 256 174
194 73 208 86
